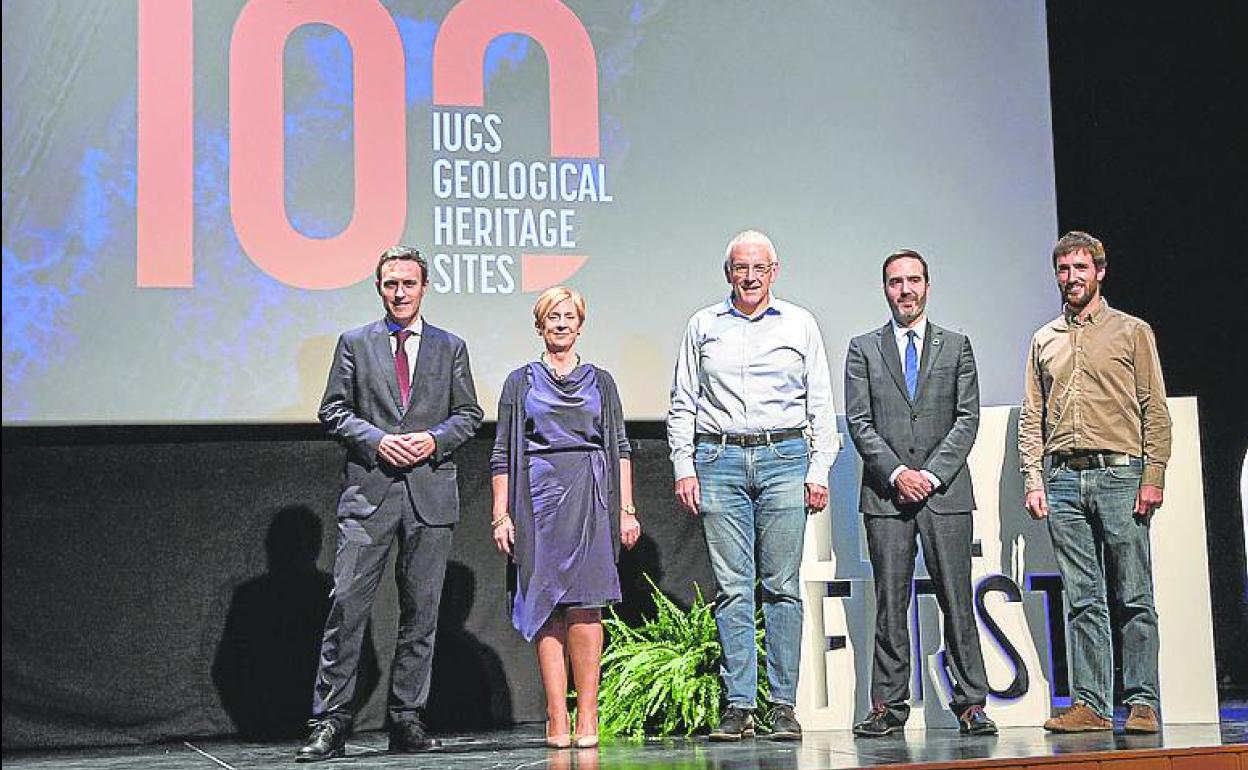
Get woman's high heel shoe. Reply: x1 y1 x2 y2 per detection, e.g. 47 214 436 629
574 733 599 749
545 720 571 749
573 711 599 748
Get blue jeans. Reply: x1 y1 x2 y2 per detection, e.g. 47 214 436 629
1045 458 1159 718
696 436 809 708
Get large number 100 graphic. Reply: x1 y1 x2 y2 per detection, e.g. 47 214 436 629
136 0 599 290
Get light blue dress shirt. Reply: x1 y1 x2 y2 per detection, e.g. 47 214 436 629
667 295 840 486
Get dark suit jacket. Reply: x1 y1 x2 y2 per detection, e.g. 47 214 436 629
844 321 980 515
318 318 483 525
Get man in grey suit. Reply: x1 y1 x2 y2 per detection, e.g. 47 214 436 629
297 246 483 762
843 250 996 737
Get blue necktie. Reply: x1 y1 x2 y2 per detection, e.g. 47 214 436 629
904 330 918 400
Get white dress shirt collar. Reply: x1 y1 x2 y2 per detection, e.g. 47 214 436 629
891 316 927 344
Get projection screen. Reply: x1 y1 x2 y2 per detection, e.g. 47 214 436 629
2 0 1058 423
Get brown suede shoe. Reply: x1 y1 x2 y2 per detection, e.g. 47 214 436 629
1043 702 1112 733
1124 704 1160 734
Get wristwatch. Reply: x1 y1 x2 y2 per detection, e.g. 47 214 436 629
621 504 637 516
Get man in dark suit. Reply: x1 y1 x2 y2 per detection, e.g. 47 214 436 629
843 250 996 737
297 246 483 762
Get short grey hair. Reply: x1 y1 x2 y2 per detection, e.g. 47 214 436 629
723 229 777 273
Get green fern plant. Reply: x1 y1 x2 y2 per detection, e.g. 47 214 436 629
598 575 767 737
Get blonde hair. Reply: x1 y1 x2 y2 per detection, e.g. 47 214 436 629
532 286 586 330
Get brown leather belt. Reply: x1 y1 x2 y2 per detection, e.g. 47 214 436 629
695 429 804 448
1052 451 1134 471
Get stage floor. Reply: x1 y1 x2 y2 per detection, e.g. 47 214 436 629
5 710 1245 770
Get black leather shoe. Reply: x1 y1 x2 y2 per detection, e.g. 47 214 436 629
709 707 755 741
767 704 802 741
853 704 905 738
957 705 998 736
296 719 347 762
388 717 443 753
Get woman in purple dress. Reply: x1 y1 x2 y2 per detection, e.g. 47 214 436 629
490 286 641 748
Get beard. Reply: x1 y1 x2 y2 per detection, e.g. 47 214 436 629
1064 281 1095 309
892 294 926 324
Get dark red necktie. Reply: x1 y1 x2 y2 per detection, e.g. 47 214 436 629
394 330 412 407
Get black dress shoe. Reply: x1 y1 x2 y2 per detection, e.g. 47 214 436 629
709 707 755 741
296 719 347 762
957 705 998 736
852 704 905 738
767 704 802 741
388 718 443 753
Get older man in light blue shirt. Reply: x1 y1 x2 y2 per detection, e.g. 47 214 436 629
667 229 839 741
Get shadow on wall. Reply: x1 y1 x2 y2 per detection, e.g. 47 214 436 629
212 505 379 738
426 560 513 731
615 533 666 625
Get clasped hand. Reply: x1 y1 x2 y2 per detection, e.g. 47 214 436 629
378 432 436 468
894 468 933 505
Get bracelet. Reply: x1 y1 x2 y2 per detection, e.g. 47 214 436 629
491 514 512 529
621 504 636 516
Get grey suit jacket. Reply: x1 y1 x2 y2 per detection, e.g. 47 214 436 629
318 319 483 524
844 321 979 515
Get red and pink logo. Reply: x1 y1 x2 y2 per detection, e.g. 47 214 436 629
136 0 604 292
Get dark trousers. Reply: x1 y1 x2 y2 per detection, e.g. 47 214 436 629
311 481 453 727
864 508 988 722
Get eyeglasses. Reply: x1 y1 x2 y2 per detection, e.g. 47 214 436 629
729 263 776 278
